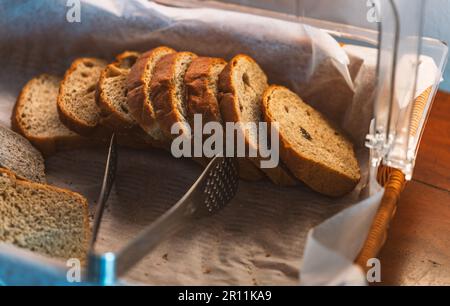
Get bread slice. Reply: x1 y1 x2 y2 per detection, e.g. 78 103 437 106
185 57 227 127
219 54 297 186
0 168 90 262
0 125 46 183
185 57 264 181
13 73 145 155
12 74 88 156
262 85 361 197
57 58 108 136
127 46 176 142
96 51 159 149
151 51 198 139
96 51 140 130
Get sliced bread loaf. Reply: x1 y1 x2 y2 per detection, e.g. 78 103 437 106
12 74 88 156
0 168 90 261
96 51 140 130
151 51 198 139
57 58 107 136
262 85 361 197
219 55 297 186
185 57 264 181
0 125 46 183
127 46 176 142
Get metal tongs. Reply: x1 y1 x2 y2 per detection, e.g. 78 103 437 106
86 134 239 285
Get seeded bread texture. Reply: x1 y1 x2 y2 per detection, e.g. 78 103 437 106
127 46 176 143
12 74 88 155
262 85 361 197
0 168 90 262
0 125 46 183
151 52 198 139
97 51 140 130
57 58 107 136
219 54 297 186
185 57 264 181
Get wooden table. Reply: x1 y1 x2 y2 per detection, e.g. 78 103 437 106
377 91 450 285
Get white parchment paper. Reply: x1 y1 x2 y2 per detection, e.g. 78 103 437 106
0 0 438 285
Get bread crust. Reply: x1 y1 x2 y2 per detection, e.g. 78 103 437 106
185 57 226 125
262 85 360 197
126 46 176 142
97 50 171 149
219 55 297 186
96 51 140 131
57 58 107 136
12 74 92 156
151 52 197 139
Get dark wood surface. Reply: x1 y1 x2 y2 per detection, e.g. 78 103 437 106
378 91 450 285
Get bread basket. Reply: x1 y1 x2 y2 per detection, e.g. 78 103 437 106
0 0 447 285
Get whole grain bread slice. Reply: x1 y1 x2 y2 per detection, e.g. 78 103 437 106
96 51 158 148
127 46 176 142
57 57 108 136
12 74 89 156
0 124 46 183
151 51 198 139
96 51 140 130
262 85 361 197
219 54 297 186
0 168 90 262
185 57 264 181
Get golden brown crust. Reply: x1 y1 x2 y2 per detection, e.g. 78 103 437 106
0 167 90 262
57 58 106 136
262 85 360 197
151 52 197 139
218 55 297 186
126 46 176 140
185 57 226 126
12 74 93 156
218 58 241 123
96 51 140 131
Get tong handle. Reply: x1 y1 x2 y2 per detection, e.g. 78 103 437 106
89 134 118 249
87 156 232 284
87 194 193 285
112 157 224 277
115 196 194 277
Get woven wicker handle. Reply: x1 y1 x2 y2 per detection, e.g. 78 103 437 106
355 87 433 270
